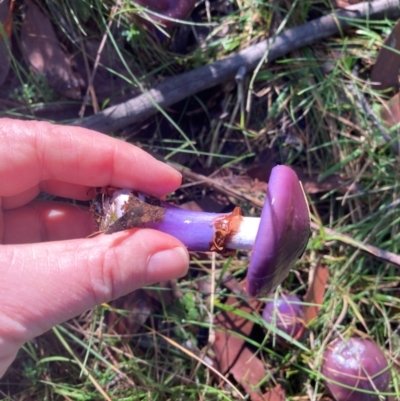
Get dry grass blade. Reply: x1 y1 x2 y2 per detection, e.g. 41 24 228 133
153 328 246 399
312 222 400 267
52 326 112 401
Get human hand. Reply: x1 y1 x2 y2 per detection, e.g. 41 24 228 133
0 119 189 377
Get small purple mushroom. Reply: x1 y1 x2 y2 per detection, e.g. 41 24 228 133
262 294 306 342
134 0 197 28
93 165 310 297
322 337 391 401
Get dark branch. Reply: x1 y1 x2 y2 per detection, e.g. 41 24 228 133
73 0 400 133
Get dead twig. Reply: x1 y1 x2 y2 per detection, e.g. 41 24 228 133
73 0 400 133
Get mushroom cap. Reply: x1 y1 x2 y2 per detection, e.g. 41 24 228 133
322 337 390 401
262 294 305 341
246 165 310 297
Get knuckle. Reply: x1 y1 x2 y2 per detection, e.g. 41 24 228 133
87 246 118 304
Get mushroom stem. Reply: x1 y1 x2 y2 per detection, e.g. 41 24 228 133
97 188 260 253
147 209 260 252
92 165 311 297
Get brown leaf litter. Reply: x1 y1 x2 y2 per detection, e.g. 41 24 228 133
20 0 81 99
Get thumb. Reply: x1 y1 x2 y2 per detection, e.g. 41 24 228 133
0 229 189 376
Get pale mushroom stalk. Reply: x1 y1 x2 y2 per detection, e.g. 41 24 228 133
93 166 311 297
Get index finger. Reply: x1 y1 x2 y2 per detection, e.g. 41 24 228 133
0 119 182 197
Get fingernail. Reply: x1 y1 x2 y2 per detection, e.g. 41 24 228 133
171 168 182 182
146 247 189 284
164 164 182 181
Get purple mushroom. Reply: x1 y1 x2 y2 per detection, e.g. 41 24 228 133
262 294 306 342
134 0 197 28
93 165 310 297
322 337 391 401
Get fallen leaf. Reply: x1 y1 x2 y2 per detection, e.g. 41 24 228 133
245 164 274 184
262 384 286 401
221 274 247 295
247 163 361 195
299 171 361 195
107 289 152 336
303 264 329 324
214 316 286 401
381 92 400 128
107 280 183 337
191 166 268 197
212 287 266 401
0 0 13 37
214 295 262 372
20 0 81 99
224 343 267 401
0 0 14 86
180 193 230 213
371 18 400 90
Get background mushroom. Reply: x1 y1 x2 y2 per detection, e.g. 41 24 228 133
322 337 391 401
262 294 306 342
94 165 310 297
